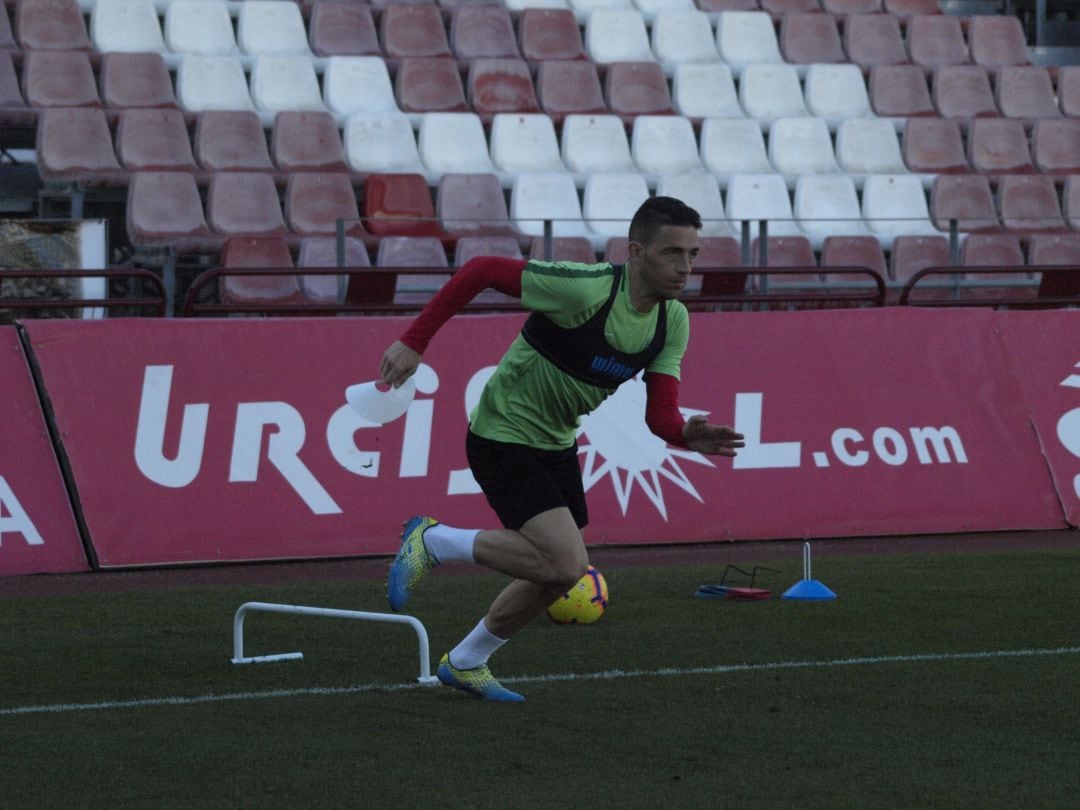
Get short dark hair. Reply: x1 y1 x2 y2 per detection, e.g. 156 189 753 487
628 196 702 245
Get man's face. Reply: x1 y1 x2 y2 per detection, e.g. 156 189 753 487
630 225 700 299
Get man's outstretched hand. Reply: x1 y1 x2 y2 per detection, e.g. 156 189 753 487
379 340 421 388
682 415 745 456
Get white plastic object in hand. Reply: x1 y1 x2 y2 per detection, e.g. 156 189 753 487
345 378 416 424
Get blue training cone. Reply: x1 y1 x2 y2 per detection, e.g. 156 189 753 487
782 542 837 601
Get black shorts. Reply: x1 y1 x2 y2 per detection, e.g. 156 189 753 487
466 430 589 531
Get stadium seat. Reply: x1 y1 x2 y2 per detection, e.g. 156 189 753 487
843 13 908 71
821 235 888 276
323 57 399 115
760 0 821 14
749 236 815 269
467 59 541 120
237 0 311 56
606 61 675 118
930 174 1000 233
1032 119 1080 176
696 0 759 10
691 236 745 297
1066 177 1080 231
869 65 934 118
700 117 772 183
436 172 516 236
968 15 1031 68
218 236 307 308
672 63 742 120
126 171 214 250
902 117 970 174
835 118 907 177
631 115 703 175
505 0 573 10
657 173 733 235
768 117 841 178
451 6 519 60
995 66 1061 121
22 50 101 108
205 172 287 237
176 55 254 112
101 52 178 109
90 0 166 53
861 174 938 238
396 58 469 114
583 173 651 239
537 60 607 121
343 112 424 173
35 107 122 183
652 10 720 65
271 111 348 173
716 11 784 74
298 235 370 304
250 56 326 113
165 0 238 55
890 234 950 284
967 118 1034 175
779 13 845 65
1028 234 1080 266
570 0 635 16
453 236 523 269
883 0 942 16
284 172 363 237
906 13 969 69
381 4 451 59
1060 66 1080 117
510 172 594 240
726 173 801 237
794 174 870 247
562 114 635 173
418 112 497 175
194 111 274 173
15 0 90 50
518 9 587 64
803 64 872 123
961 233 1024 266
363 173 445 239
740 63 809 123
115 108 198 172
931 65 998 119
375 236 449 307
997 175 1068 234
636 0 697 18
529 236 598 263
309 2 381 58
0 6 13 51
490 113 566 173
822 0 882 12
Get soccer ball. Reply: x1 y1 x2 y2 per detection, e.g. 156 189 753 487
547 566 609 625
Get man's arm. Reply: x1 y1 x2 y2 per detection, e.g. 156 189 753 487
644 372 745 456
380 256 526 387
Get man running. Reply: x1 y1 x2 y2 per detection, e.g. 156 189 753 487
379 196 744 702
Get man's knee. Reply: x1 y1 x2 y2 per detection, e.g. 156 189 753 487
549 551 589 591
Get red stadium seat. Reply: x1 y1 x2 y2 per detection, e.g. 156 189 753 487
219 236 307 308
869 65 934 118
1066 176 1080 230
995 66 1062 121
453 235 523 265
822 0 881 12
761 0 822 14
206 172 287 237
844 14 908 71
537 60 607 122
22 50 100 107
363 172 447 239
270 111 348 173
931 65 998 119
930 175 1000 233
906 14 969 69
451 6 519 60
101 52 178 110
396 57 469 114
298 235 370 303
194 111 274 173
1060 66 1080 117
821 236 888 276
436 173 516 237
529 236 597 263
115 108 198 173
309 2 381 57
750 236 816 267
15 0 90 50
890 234 951 285
961 233 1024 266
374 235 450 306
126 171 215 250
1032 119 1080 176
381 4 451 59
284 172 364 238
35 106 123 184
998 175 1068 234
1028 234 1080 266
467 59 540 120
968 16 1031 68
883 0 942 15
902 117 971 174
780 13 845 65
967 118 1035 175
605 61 675 119
518 9 586 64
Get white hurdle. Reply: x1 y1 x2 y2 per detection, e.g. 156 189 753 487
231 601 440 685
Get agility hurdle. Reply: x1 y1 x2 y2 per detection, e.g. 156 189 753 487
231 601 440 685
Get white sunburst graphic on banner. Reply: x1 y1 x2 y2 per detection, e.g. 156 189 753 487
577 376 714 520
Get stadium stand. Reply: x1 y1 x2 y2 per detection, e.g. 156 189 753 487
308 2 381 58
270 112 348 173
194 111 275 173
115 108 198 173
100 52 178 110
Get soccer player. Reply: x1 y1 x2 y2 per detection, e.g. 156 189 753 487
378 196 745 701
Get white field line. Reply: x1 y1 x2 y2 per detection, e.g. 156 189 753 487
3 646 1078 718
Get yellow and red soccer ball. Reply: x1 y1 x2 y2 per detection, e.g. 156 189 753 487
547 565 609 624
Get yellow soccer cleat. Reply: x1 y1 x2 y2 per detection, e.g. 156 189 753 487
387 516 439 612
436 654 525 702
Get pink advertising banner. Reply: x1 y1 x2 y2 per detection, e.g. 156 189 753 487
995 310 1080 526
23 309 1067 568
0 326 88 575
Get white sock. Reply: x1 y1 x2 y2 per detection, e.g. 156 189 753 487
449 618 506 670
424 523 477 564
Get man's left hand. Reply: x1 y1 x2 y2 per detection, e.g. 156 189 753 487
682 415 745 457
